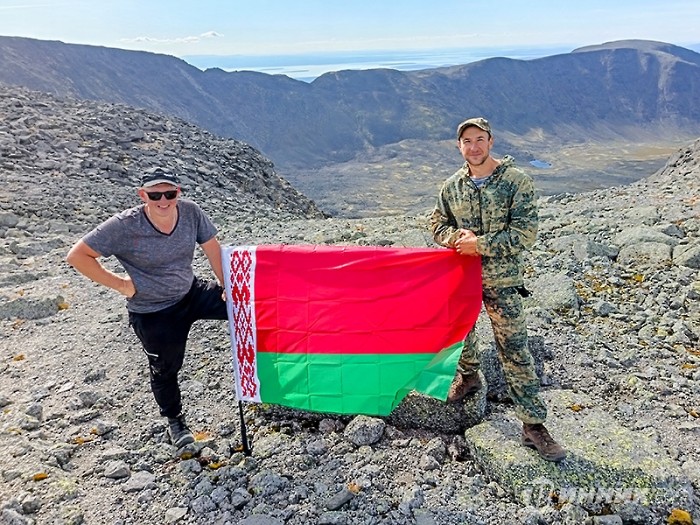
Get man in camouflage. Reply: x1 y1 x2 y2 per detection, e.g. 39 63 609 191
430 117 566 462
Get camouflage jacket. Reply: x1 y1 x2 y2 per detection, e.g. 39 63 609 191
430 155 537 287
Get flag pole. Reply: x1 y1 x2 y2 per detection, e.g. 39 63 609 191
238 400 252 456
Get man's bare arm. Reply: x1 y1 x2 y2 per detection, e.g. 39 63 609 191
66 240 135 297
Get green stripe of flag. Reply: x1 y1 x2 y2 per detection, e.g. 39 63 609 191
257 341 463 415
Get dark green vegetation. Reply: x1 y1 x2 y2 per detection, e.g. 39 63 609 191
1 37 698 216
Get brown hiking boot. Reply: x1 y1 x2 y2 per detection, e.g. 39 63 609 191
446 372 482 403
521 423 567 462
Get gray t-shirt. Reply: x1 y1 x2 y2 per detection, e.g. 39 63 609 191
83 199 217 313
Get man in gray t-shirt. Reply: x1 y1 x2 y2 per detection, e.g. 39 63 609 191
66 168 228 448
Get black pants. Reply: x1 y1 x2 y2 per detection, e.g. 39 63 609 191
128 278 228 418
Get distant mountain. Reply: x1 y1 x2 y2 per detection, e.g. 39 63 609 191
1 36 699 216
1 36 698 171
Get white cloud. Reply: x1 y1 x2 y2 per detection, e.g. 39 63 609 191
120 31 222 46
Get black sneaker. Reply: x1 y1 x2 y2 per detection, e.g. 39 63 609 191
167 414 194 448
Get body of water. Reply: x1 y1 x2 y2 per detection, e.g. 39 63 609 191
183 45 572 82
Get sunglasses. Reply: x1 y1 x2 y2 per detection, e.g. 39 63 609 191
145 190 178 201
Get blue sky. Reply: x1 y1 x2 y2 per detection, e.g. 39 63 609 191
1 0 698 58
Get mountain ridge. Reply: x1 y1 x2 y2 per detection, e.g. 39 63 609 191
1 36 698 164
1 36 699 216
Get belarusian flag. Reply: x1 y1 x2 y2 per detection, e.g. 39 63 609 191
222 244 482 416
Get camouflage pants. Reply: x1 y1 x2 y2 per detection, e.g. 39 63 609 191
457 286 547 424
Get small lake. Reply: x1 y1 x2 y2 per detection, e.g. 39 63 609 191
530 160 552 169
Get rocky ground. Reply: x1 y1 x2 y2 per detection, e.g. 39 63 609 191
0 85 699 525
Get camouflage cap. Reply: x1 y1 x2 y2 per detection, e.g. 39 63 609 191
456 117 491 138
